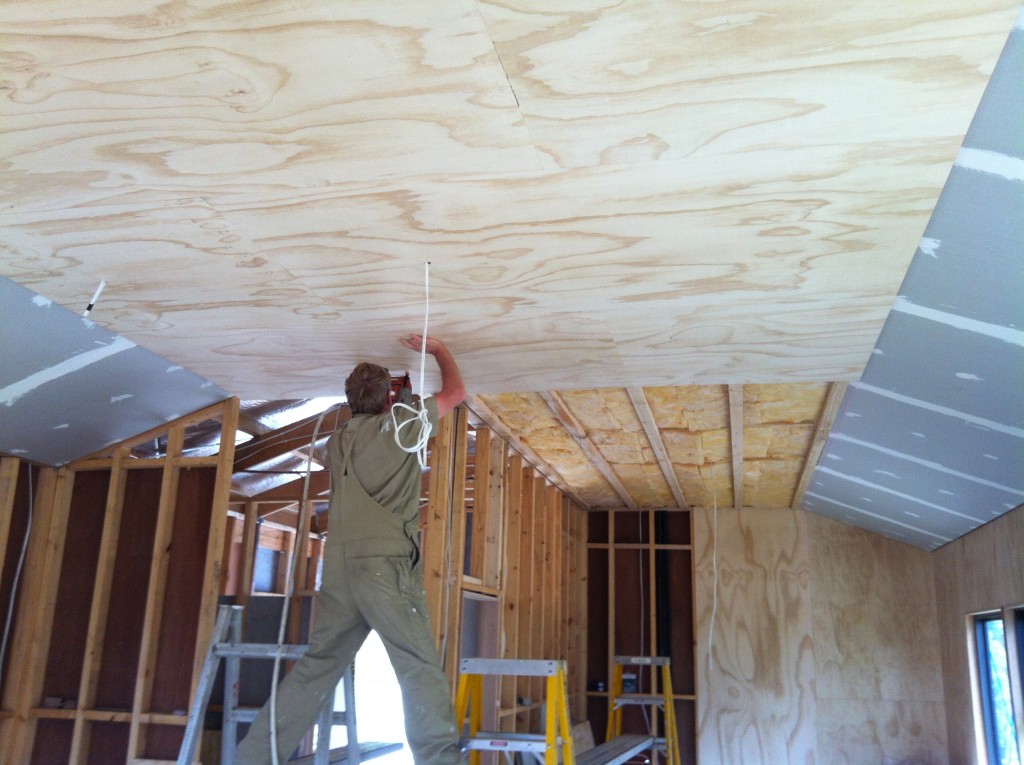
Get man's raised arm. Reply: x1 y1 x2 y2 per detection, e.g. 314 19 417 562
400 335 466 418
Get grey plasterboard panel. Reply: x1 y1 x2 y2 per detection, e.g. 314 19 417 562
900 168 1024 329
863 312 1024 426
0 277 229 466
803 16 1024 549
961 22 1024 158
0 282 126 384
808 465 985 539
832 385 1024 489
816 434 1021 521
802 492 950 551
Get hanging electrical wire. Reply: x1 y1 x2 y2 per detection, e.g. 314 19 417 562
390 261 433 469
707 484 719 677
0 465 33 696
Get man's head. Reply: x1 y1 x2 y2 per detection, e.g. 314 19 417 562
345 362 391 415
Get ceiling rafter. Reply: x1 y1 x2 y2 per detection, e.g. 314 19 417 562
237 412 272 438
728 384 744 510
465 396 586 508
627 386 688 510
792 381 848 510
233 408 348 473
538 390 637 510
241 472 332 504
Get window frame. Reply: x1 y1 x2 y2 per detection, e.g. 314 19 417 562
971 605 1024 765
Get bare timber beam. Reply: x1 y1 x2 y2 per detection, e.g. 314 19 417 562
627 387 688 510
465 395 587 508
233 408 349 473
791 381 849 510
728 385 744 510
245 471 332 504
538 391 636 510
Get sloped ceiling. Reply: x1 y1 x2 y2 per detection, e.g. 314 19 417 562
2 1 1021 547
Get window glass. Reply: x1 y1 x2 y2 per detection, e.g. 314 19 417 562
978 616 1021 765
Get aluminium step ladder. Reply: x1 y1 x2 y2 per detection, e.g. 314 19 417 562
178 604 402 765
603 656 681 765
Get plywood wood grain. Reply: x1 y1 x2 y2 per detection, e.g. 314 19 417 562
3 0 1018 400
806 513 947 765
693 506 816 765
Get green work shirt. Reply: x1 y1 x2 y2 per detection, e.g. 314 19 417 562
326 397 439 541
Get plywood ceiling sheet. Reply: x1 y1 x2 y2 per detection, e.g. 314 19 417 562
3 1 1019 399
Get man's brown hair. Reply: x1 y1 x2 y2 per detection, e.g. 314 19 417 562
345 362 391 415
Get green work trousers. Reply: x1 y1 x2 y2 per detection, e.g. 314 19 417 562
234 412 460 765
232 546 461 765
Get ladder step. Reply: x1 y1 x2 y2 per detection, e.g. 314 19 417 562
612 656 671 667
611 693 666 707
576 735 656 765
214 642 309 660
462 732 554 753
288 741 403 765
459 658 561 677
228 708 352 726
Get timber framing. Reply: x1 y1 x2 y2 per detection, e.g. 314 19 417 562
0 399 240 765
2 396 679 763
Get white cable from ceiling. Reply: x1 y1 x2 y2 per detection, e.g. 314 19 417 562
0 465 32 696
82 280 106 318
390 261 432 470
707 484 719 680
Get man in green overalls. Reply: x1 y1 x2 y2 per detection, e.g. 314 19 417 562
234 334 466 765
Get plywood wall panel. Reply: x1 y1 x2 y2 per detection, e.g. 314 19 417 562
693 506 816 765
809 515 943 701
806 513 946 765
815 699 947 765
693 503 980 764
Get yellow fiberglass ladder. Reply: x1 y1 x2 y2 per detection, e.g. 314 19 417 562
455 658 575 765
455 657 676 765
604 656 681 765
